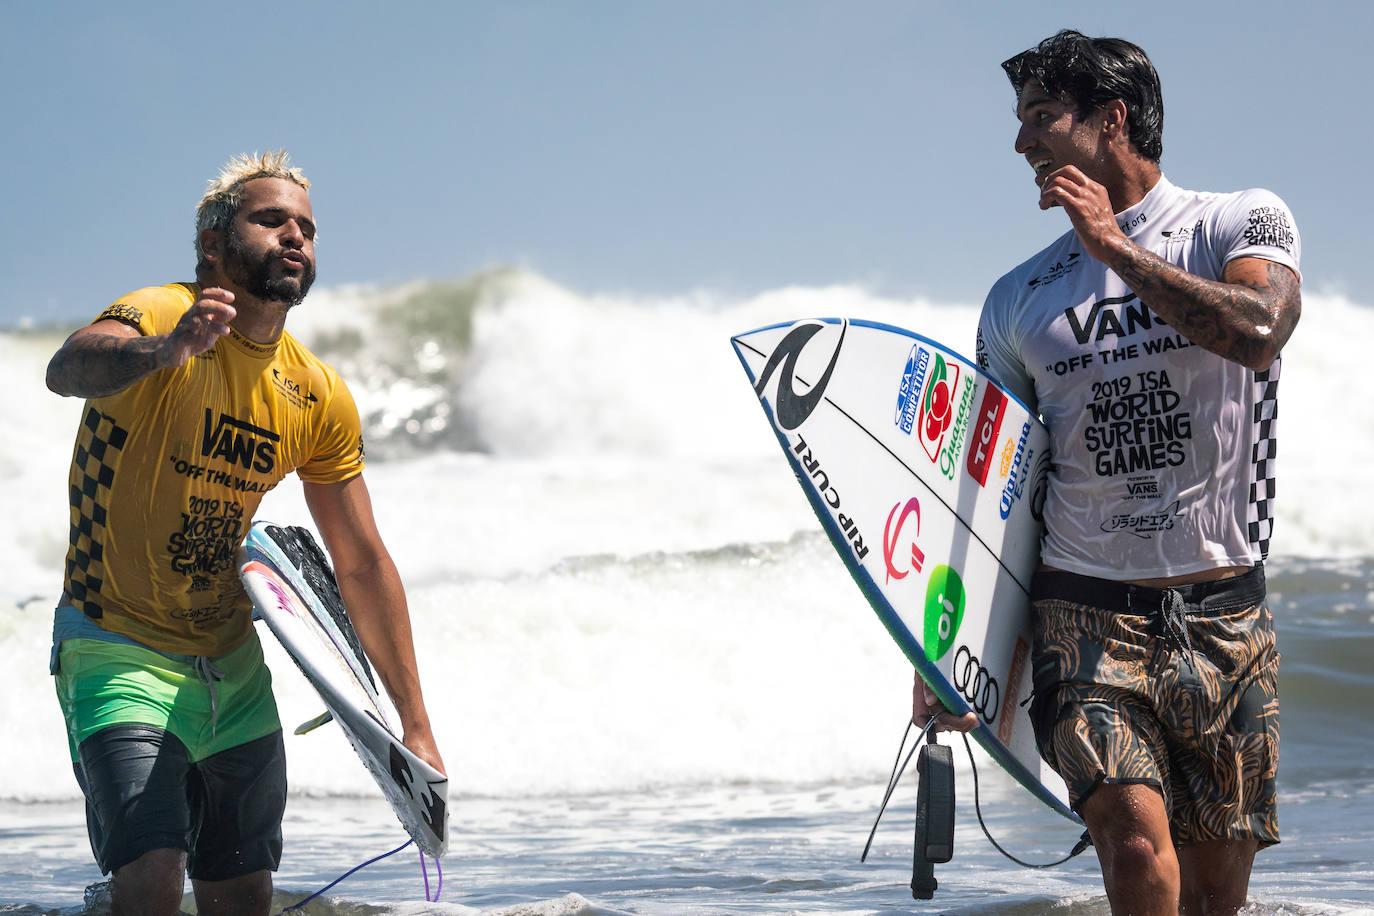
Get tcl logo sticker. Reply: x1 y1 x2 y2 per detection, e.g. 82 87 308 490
965 383 1009 486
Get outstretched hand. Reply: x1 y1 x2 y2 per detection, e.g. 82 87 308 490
161 287 236 367
912 670 978 734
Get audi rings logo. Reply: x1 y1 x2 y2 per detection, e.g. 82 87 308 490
952 645 999 723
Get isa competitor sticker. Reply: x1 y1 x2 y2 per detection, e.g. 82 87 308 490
894 344 931 434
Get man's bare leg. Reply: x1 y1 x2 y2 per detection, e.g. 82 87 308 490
192 868 273 916
1178 838 1258 916
110 848 186 916
1080 782 1180 916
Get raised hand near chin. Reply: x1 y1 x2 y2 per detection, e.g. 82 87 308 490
1038 165 1129 265
160 287 236 368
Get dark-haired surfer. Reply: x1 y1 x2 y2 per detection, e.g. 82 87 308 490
914 30 1301 915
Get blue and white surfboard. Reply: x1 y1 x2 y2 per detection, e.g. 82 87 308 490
733 318 1075 821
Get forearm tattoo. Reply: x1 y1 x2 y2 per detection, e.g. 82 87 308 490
46 333 165 398
1116 246 1301 369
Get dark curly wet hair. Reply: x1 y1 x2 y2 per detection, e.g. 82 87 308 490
1002 29 1164 163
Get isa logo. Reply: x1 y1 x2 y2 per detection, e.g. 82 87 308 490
923 565 966 662
893 345 931 435
918 354 961 464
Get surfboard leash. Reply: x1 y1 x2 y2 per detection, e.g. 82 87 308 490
861 718 956 898
958 731 1093 869
860 717 936 863
862 718 1092 899
276 838 443 913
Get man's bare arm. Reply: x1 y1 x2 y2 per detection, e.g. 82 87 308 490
304 475 446 776
1111 249 1300 371
47 322 166 398
1039 166 1302 371
46 289 237 398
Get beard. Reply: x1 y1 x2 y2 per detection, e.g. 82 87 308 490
224 225 316 306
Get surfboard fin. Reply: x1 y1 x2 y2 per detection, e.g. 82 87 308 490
294 711 335 735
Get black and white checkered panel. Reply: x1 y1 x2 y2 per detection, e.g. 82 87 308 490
66 407 128 619
1247 359 1280 560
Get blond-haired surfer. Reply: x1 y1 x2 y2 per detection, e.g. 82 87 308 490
46 151 444 915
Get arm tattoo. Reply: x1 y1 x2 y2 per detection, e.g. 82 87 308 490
46 332 166 398
1115 245 1301 370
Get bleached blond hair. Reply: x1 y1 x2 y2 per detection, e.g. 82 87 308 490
195 150 311 268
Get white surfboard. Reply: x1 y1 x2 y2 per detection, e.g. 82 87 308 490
238 521 450 856
732 318 1076 821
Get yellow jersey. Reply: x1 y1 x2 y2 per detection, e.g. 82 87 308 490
62 283 365 656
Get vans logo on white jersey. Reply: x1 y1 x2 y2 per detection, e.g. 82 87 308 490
1064 293 1170 345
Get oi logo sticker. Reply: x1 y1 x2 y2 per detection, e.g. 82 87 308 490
922 565 965 662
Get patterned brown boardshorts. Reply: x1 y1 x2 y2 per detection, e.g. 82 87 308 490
1028 565 1280 848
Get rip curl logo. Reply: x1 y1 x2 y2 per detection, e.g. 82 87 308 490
752 321 847 431
1244 206 1295 252
1027 253 1081 289
1100 501 1183 539
792 435 869 562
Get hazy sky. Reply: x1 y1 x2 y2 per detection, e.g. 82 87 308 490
2 1 1365 328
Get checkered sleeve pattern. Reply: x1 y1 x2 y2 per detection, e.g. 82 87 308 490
65 407 129 619
1247 358 1280 561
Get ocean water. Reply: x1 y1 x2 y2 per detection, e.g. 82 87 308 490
1 270 1371 915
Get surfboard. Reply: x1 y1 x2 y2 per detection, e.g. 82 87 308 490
731 317 1077 822
238 521 450 856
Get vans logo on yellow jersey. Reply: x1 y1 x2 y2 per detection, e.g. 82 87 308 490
201 409 279 473
272 369 319 407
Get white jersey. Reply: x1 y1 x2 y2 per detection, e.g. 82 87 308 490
977 176 1300 580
